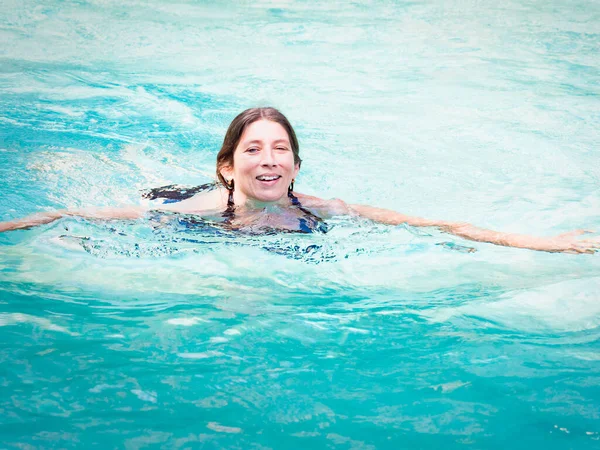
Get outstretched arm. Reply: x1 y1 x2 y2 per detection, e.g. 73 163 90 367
348 204 599 254
0 190 222 233
0 206 147 233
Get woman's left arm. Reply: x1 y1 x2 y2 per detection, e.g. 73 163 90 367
348 203 599 254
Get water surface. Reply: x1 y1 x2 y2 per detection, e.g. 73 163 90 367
1 0 599 448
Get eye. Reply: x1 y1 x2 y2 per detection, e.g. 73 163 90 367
245 147 260 154
276 146 289 151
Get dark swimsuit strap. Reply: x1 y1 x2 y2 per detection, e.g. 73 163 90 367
221 189 236 223
287 189 326 230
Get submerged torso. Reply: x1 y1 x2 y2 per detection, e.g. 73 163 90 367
142 183 330 235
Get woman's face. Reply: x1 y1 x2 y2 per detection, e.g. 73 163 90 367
222 119 299 204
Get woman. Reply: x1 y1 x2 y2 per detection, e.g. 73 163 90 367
1 107 598 254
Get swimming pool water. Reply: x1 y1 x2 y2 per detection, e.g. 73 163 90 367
1 0 600 448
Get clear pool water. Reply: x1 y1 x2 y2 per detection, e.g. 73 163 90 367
1 0 600 448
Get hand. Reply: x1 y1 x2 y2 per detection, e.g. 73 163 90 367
542 230 600 254
438 222 599 254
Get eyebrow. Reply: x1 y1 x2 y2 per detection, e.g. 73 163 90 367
241 139 290 147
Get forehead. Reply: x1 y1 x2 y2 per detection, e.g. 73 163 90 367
238 119 290 145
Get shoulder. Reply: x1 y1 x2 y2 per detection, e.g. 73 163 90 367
294 193 350 217
154 186 228 214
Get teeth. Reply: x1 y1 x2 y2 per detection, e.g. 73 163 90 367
257 176 279 181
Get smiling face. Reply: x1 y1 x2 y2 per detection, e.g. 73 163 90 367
220 119 300 205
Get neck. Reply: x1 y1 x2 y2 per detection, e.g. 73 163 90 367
233 192 291 211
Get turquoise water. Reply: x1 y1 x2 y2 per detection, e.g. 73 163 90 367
1 0 600 448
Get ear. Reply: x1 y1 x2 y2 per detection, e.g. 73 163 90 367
293 162 300 179
219 164 233 181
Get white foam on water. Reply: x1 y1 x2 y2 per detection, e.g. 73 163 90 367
206 422 242 434
177 351 224 359
166 317 204 326
131 389 157 403
0 312 78 335
425 277 600 332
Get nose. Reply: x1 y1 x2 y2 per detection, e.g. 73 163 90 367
260 148 277 167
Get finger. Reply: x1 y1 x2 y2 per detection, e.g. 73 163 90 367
563 249 581 254
575 244 598 254
571 248 595 255
564 243 594 254
560 229 594 238
579 240 600 247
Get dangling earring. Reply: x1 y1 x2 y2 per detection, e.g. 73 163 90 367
224 179 235 207
288 179 295 197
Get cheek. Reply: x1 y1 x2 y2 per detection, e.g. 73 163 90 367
232 155 252 174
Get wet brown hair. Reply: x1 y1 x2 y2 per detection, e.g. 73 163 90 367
216 107 301 187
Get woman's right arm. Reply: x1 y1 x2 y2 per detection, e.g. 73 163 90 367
0 189 223 233
0 206 147 233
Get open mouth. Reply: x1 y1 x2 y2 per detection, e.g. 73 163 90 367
256 175 281 183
